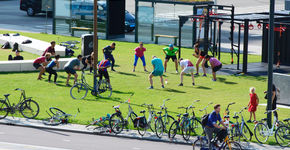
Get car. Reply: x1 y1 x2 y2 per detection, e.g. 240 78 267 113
20 0 53 16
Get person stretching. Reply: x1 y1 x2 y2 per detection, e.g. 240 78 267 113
163 44 179 73
82 52 94 73
133 42 147 72
33 53 51 80
178 58 195 86
103 43 116 71
64 55 82 86
193 42 207 76
98 58 111 83
46 55 60 84
205 55 222 81
148 56 165 89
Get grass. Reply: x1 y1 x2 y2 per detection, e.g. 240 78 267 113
0 48 39 61
0 30 286 145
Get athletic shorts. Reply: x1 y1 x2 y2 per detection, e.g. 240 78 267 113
33 63 42 69
182 67 194 74
98 70 109 80
152 70 164 76
165 55 177 62
213 64 222 72
64 67 76 74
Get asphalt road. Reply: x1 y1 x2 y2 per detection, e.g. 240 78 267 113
0 124 192 150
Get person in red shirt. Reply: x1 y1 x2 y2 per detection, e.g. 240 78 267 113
33 53 51 80
133 42 147 72
42 41 56 56
247 87 259 123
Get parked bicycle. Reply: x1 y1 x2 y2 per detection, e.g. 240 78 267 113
223 102 236 128
0 88 39 119
42 107 80 126
109 94 137 134
199 102 213 115
135 103 157 136
155 98 175 138
86 114 111 133
254 109 284 144
231 106 253 142
70 70 112 99
275 118 289 147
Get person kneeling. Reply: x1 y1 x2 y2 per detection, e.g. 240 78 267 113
98 58 111 84
178 58 195 86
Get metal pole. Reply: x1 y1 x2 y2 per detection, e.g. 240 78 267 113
204 5 210 55
93 0 98 91
52 0 56 34
218 21 222 60
135 0 139 43
192 5 197 47
237 24 241 70
267 0 275 128
178 17 182 59
242 20 249 74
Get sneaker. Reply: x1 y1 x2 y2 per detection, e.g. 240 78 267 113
178 83 183 86
176 70 179 73
148 86 153 89
144 69 148 72
192 83 195 86
111 69 116 71
194 73 199 76
212 79 217 82
247 120 252 123
133 69 135 72
48 80 52 83
203 74 207 77
66 84 71 87
54 82 57 85
161 85 165 88
253 120 258 124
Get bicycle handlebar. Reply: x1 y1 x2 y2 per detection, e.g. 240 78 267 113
194 100 200 103
14 88 23 91
199 102 213 112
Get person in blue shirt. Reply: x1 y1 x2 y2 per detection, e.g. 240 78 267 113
98 58 111 83
45 55 60 84
148 56 164 89
205 104 227 150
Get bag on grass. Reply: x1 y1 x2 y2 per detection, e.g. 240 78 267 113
12 43 19 52
8 55 13 61
65 48 75 56
22 39 32 44
201 114 209 127
1 42 11 49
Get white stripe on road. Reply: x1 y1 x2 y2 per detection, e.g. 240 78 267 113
0 142 71 150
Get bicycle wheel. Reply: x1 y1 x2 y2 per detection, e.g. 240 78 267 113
20 100 39 119
149 117 156 133
191 119 204 136
128 112 137 128
162 115 175 132
70 83 88 99
42 117 62 126
97 80 112 98
241 123 252 141
49 107 66 116
275 125 290 147
181 119 191 141
137 119 147 136
0 100 9 119
109 113 124 134
231 125 241 142
254 123 269 144
222 141 242 150
168 121 179 139
155 117 164 138
192 136 208 150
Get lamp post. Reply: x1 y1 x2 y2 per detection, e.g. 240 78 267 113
93 0 98 91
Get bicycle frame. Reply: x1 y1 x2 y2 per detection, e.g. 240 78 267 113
200 102 213 115
4 89 30 111
160 98 171 125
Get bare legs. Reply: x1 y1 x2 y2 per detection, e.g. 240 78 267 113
37 66 45 80
212 71 217 81
249 111 256 121
66 73 78 86
180 71 195 86
174 59 178 72
196 58 207 75
164 59 178 72
164 59 168 72
149 73 164 89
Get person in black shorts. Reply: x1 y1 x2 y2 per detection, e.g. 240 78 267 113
163 44 179 73
193 42 207 76
103 43 116 71
264 84 279 119
98 58 111 83
45 55 60 84
82 52 94 73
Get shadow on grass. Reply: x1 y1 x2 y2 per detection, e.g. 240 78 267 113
196 85 212 90
159 88 186 93
112 90 134 95
218 77 237 85
115 71 137 77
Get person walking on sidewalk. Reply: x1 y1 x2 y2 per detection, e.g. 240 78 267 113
103 43 116 71
148 56 165 89
133 42 147 72
178 58 195 86
163 44 179 73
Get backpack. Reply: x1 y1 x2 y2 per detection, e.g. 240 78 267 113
1 42 11 49
201 114 209 127
65 48 75 56
133 116 146 128
8 55 13 61
22 39 32 44
12 43 19 52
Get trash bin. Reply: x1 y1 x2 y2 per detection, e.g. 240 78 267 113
81 34 94 56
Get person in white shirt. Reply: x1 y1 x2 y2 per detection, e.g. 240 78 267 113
178 58 195 86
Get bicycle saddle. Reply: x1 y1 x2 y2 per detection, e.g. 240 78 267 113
283 118 290 122
233 116 239 119
113 105 120 109
224 115 230 118
261 118 267 121
4 94 10 97
183 113 189 117
157 111 162 115
140 110 146 113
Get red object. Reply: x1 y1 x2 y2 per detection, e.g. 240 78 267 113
135 47 146 57
231 124 235 127
249 24 254 30
128 98 130 103
34 56 46 64
241 24 244 30
248 93 258 112
100 117 102 121
154 116 157 119
233 25 235 31
257 23 262 29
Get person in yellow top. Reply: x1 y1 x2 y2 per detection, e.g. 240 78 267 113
163 44 179 73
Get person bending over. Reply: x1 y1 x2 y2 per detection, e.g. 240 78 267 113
133 42 147 72
205 55 222 81
148 56 165 89
98 58 111 83
82 52 94 73
163 44 178 73
46 54 60 84
103 43 116 71
178 58 195 86
33 53 51 80
193 42 207 76
64 55 82 86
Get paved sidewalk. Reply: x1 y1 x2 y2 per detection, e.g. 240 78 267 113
0 117 288 150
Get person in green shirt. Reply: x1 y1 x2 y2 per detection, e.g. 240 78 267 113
163 44 179 73
148 56 164 89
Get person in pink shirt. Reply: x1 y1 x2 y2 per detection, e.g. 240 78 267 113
133 42 147 72
205 55 222 81
178 58 195 86
33 53 51 80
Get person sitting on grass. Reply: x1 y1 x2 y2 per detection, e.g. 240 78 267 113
33 53 51 80
46 54 60 84
193 42 207 76
98 58 111 84
82 52 94 73
247 87 259 123
42 41 56 56
133 42 147 72
64 55 82 87
178 58 195 86
148 56 165 89
205 55 222 81
8 50 24 61
163 44 179 73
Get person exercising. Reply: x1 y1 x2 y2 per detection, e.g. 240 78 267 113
178 58 195 86
103 43 116 71
98 58 111 83
193 42 207 76
82 52 94 73
148 56 165 89
163 44 178 73
205 55 222 81
33 53 51 80
64 55 82 86
46 54 60 84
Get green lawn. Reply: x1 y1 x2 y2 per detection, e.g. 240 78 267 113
0 30 286 145
0 48 39 61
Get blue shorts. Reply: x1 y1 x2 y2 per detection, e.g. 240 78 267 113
152 70 163 76
64 67 76 74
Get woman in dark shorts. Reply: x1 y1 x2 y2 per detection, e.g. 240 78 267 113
205 55 222 81
82 52 94 73
193 42 207 76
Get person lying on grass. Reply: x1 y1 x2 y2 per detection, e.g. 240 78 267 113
98 58 111 84
45 54 60 84
178 58 195 86
205 55 222 81
133 42 147 72
33 53 51 80
64 55 82 87
148 56 165 89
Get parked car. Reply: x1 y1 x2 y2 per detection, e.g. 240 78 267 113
20 0 53 16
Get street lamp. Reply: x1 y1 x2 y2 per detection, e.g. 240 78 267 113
93 0 98 91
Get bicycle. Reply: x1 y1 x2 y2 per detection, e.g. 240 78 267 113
199 102 213 115
254 109 284 144
42 107 80 126
231 106 253 142
109 94 137 134
155 98 175 138
0 88 39 119
223 102 235 128
70 70 112 99
86 114 112 133
275 118 289 147
60 41 80 49
135 103 158 136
